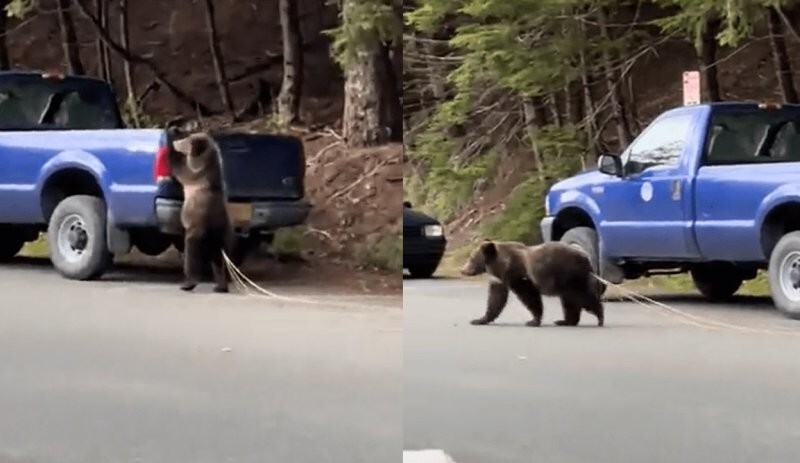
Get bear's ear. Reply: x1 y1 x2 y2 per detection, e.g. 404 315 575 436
480 240 498 261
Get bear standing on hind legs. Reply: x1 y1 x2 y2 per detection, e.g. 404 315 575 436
460 240 604 327
168 130 234 293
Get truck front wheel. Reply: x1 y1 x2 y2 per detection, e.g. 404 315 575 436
47 195 112 280
0 226 25 262
690 263 743 301
559 227 607 295
768 231 800 319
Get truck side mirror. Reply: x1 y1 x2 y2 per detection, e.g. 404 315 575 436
598 154 623 177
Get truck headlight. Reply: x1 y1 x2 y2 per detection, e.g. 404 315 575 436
423 224 444 238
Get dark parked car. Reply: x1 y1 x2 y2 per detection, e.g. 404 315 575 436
403 201 446 278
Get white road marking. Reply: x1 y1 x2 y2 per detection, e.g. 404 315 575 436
403 449 457 463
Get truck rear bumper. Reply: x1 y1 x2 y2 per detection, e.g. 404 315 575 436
155 198 312 235
540 216 555 242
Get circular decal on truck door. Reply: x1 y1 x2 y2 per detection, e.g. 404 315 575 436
640 182 653 202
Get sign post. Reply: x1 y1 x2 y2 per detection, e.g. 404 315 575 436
683 71 701 106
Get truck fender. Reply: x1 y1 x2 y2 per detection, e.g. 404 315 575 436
755 185 800 231
552 189 602 228
36 150 113 202
36 151 130 255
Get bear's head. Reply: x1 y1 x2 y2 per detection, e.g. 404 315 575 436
460 240 499 277
172 132 221 174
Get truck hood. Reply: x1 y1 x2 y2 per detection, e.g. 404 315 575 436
549 168 608 192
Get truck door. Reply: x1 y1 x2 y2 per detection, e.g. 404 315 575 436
597 111 700 259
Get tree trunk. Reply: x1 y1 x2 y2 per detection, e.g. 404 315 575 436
342 0 387 147
378 43 402 141
95 0 111 82
119 0 138 126
549 92 563 128
522 97 545 178
202 0 235 118
698 16 722 102
0 0 9 70
598 6 632 147
58 0 85 75
277 0 303 123
343 48 385 147
767 7 799 104
578 16 599 161
626 75 642 133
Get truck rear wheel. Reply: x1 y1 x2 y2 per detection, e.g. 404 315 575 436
0 226 25 262
768 231 800 319
47 195 112 280
690 263 743 301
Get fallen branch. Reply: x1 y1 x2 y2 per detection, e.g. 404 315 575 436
327 161 390 203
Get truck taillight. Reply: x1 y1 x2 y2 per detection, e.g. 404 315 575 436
154 145 171 181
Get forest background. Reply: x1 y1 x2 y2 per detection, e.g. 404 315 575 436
403 0 800 293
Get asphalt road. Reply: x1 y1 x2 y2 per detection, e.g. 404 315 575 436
404 277 800 463
0 259 402 463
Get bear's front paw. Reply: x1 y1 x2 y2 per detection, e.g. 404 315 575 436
470 317 490 325
554 320 568 326
525 319 542 327
180 280 198 292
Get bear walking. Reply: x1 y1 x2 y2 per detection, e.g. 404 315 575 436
460 240 604 327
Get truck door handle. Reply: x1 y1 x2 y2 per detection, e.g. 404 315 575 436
671 180 681 201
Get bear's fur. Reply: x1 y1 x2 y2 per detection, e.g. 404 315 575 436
460 240 604 327
168 131 233 293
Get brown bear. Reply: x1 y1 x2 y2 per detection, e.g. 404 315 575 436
460 240 604 327
168 130 233 293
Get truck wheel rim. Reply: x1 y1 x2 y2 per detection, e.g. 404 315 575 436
57 214 89 263
779 251 800 303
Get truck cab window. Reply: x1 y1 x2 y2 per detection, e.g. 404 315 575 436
623 114 693 175
703 110 800 165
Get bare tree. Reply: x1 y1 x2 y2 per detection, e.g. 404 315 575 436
598 6 632 147
0 0 10 69
202 0 235 118
58 0 85 74
277 0 303 123
73 0 212 114
767 7 798 103
698 16 722 102
95 0 111 81
118 0 138 125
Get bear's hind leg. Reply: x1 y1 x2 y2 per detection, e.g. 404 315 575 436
209 230 229 293
181 233 204 292
583 295 605 326
555 295 581 326
471 281 509 325
510 278 544 327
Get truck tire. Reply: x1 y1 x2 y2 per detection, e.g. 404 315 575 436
559 227 607 295
132 229 172 256
407 263 438 279
0 226 25 262
768 231 800 319
47 195 112 280
690 263 743 301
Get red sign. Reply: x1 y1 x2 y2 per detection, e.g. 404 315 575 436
683 71 701 106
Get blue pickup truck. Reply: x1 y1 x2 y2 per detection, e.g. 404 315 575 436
0 71 310 280
540 101 800 319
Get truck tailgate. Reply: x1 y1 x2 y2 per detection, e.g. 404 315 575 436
215 133 305 201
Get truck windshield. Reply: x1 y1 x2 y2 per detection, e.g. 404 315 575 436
705 108 800 164
0 75 123 130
